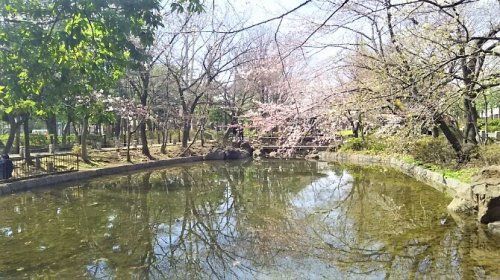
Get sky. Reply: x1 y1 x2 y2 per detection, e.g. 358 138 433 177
164 0 499 87
222 0 500 65
218 0 342 74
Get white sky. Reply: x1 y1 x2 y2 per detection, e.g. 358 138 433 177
223 0 500 63
181 0 499 87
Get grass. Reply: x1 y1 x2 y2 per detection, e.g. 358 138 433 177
435 167 479 183
337 135 500 183
404 156 479 183
75 142 216 170
341 144 481 183
339 130 354 137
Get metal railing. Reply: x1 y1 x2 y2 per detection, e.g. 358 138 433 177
0 153 79 183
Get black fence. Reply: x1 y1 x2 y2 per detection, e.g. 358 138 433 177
0 153 79 183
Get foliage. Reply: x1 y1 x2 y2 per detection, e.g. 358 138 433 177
63 135 78 145
0 0 164 118
339 130 354 137
203 131 214 141
427 165 479 183
340 138 366 152
26 134 49 147
478 143 500 165
208 108 227 124
340 135 390 154
478 119 500 132
171 0 204 13
0 134 8 147
406 137 456 165
72 144 82 156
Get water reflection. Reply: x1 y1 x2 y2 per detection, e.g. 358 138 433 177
0 160 498 279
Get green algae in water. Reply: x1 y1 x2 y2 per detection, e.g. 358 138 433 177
0 160 498 279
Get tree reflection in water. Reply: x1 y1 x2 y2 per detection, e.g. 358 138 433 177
0 160 498 279
287 165 500 279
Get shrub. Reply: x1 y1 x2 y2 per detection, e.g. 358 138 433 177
408 137 456 165
170 130 180 143
29 134 49 146
478 143 500 165
341 137 366 151
64 134 78 144
72 144 82 156
339 135 391 153
478 118 500 132
0 134 9 146
382 136 414 154
365 136 388 153
203 131 214 141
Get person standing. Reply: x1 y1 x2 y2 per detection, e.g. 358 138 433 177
0 154 14 180
0 156 4 180
237 123 244 142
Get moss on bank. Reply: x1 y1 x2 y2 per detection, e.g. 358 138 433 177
339 135 500 183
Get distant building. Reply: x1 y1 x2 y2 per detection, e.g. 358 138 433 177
480 107 500 119
31 129 48 135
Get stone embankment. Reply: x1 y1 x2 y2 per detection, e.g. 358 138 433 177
320 152 500 232
0 156 204 195
0 144 254 196
204 141 254 160
448 166 500 225
320 152 468 196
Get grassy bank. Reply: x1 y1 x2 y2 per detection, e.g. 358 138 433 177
339 135 500 183
76 142 216 170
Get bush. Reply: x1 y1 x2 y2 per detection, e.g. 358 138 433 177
0 134 9 147
29 134 49 146
364 136 388 153
479 143 500 165
339 135 391 153
63 134 78 144
408 137 456 165
72 144 82 156
203 131 214 141
341 137 366 151
478 118 500 132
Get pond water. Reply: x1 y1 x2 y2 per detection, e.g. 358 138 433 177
0 160 499 279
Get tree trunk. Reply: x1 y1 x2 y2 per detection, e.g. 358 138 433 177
436 116 466 162
3 115 22 155
138 71 153 159
161 122 169 154
46 113 58 145
61 117 72 147
81 116 90 163
121 118 127 147
352 123 359 138
140 120 154 159
114 115 121 138
432 127 440 138
200 124 205 147
23 115 31 163
161 129 168 154
483 97 488 139
464 97 478 144
182 115 191 148
14 123 21 154
127 120 132 162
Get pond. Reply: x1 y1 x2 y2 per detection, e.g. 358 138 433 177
0 160 499 279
